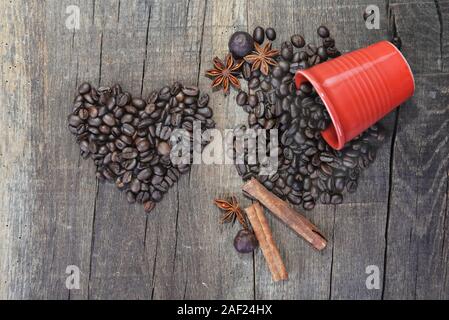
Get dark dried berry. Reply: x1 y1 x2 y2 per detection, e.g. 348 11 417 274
229 31 254 58
234 229 258 253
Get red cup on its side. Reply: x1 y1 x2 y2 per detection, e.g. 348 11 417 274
295 40 415 150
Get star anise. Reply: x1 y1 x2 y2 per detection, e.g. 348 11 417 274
214 196 248 229
205 53 243 94
244 42 280 76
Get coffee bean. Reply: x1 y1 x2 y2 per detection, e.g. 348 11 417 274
152 190 163 202
122 123 136 136
305 44 317 56
323 37 335 48
253 26 265 44
132 98 146 109
265 28 276 41
281 47 293 61
242 63 252 80
343 156 357 168
346 180 357 193
130 179 141 193
157 141 171 156
182 86 199 97
117 93 130 107
137 168 152 181
102 114 116 126
330 194 343 204
291 34 305 48
78 82 91 94
317 26 330 38
272 66 284 78
248 77 260 89
198 94 209 107
143 200 155 213
68 115 82 127
303 201 315 210
248 94 259 107
127 191 136 204
317 46 328 60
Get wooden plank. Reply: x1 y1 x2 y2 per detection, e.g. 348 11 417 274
246 0 392 299
383 74 449 299
0 0 100 299
390 0 449 74
0 0 447 300
86 0 154 299
167 0 255 299
138 0 220 300
0 0 37 299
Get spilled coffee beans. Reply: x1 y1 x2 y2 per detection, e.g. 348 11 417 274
229 26 386 210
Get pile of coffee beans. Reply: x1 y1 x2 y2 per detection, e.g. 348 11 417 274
68 82 215 213
230 26 386 210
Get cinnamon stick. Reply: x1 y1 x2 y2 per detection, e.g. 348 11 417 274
245 202 288 282
242 178 327 250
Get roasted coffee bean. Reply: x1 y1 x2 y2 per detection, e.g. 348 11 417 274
151 190 163 202
330 194 343 204
102 114 116 126
317 46 328 60
132 98 146 109
127 191 136 204
137 168 152 181
291 34 305 48
317 26 330 38
318 192 329 204
198 94 209 107
122 123 136 136
248 94 259 107
182 86 199 97
272 66 284 78
117 93 130 107
143 200 155 213
346 180 357 193
265 27 276 41
135 140 150 152
303 201 315 210
242 63 252 80
253 26 265 44
68 115 82 127
130 179 141 193
157 141 171 156
248 77 260 89
343 156 357 168
323 37 335 48
281 47 293 61
305 44 317 56
78 82 91 95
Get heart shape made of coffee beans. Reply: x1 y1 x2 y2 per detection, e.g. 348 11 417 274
68 82 215 213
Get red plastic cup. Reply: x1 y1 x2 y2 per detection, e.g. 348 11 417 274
295 40 415 150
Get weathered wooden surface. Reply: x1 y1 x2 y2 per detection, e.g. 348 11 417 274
0 0 447 299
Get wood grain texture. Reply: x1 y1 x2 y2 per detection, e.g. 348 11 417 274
383 74 449 299
0 0 448 300
390 0 449 74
